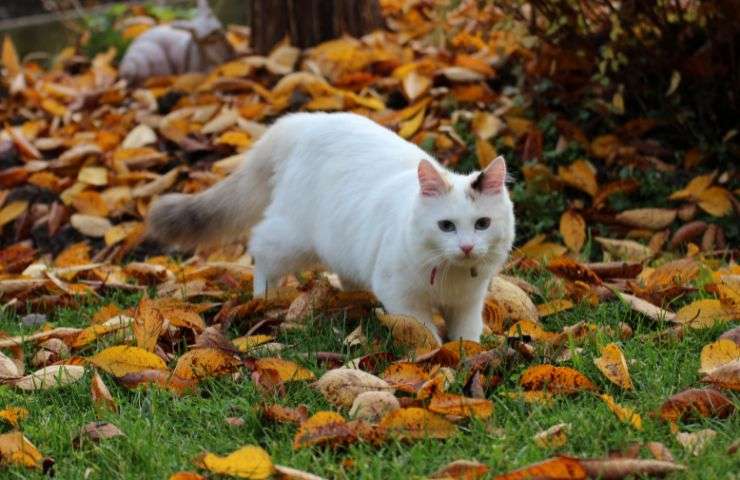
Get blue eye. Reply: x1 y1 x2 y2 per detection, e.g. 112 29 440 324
475 217 491 230
438 220 456 232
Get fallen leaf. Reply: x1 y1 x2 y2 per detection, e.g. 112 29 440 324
494 456 586 480
262 404 310 425
594 237 653 262
700 339 740 374
117 369 197 395
675 429 717 456
428 393 494 419
507 320 562 344
0 431 43 469
659 388 734 423
73 421 124 448
0 407 28 427
133 298 165 352
430 459 489 479
293 411 356 449
349 390 400 423
534 423 570 448
13 365 85 391
696 187 733 217
377 312 440 350
675 299 735 329
558 160 598 197
90 370 117 413
381 363 430 393
594 343 633 389
274 464 327 480
89 345 168 377
254 358 315 382
579 457 686 478
536 299 574 317
615 208 677 230
70 213 112 237
600 394 642 430
701 359 740 391
315 368 393 408
197 445 274 479
379 407 457 440
519 365 597 394
173 348 241 380
559 210 586 252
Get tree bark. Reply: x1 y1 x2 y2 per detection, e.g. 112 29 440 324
248 0 384 54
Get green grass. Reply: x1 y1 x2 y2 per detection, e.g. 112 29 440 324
1 285 738 479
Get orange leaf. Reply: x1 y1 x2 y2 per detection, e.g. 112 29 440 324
558 160 598 197
559 210 586 252
90 370 117 413
254 358 315 382
379 407 457 440
172 348 240 381
519 365 597 394
381 363 430 393
593 343 634 389
659 388 734 424
494 456 586 480
293 411 356 449
428 393 493 419
0 431 43 469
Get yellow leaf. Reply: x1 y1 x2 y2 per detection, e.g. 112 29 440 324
520 364 597 394
254 358 315 382
696 187 733 217
133 298 164 352
537 299 574 318
0 200 29 228
507 320 562 344
77 166 108 186
558 160 598 197
559 210 586 252
700 339 740 374
475 137 497 169
515 234 568 261
0 407 28 428
89 345 167 377
533 422 570 448
2 36 21 77
594 343 634 390
669 172 715 201
399 106 426 139
215 130 252 150
0 431 42 469
376 312 440 350
675 299 736 329
600 394 642 430
197 445 274 479
172 348 240 381
379 407 457 440
293 411 355 449
233 335 274 352
402 70 431 101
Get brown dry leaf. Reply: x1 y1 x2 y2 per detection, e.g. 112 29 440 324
659 388 734 424
196 444 274 479
559 210 586 252
381 363 430 393
90 370 117 413
0 431 43 469
349 391 400 423
89 345 168 377
379 407 457 440
579 458 686 478
430 459 489 479
533 423 570 449
616 293 676 322
519 365 597 394
594 237 653 262
13 364 85 391
615 208 677 230
255 358 315 383
73 421 124 448
0 407 28 428
646 441 674 462
486 276 540 330
315 368 393 408
599 394 642 430
70 213 112 237
263 404 310 425
293 411 356 449
593 343 634 390
169 473 206 480
0 350 22 379
536 299 574 318
558 160 598 197
274 464 327 480
376 312 440 350
675 299 735 329
173 348 241 381
0 200 29 228
117 369 197 396
428 393 494 419
133 298 164 352
696 187 733 217
675 429 717 456
701 359 740 391
700 339 740 374
494 456 586 480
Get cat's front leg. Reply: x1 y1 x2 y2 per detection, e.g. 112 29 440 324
443 299 485 342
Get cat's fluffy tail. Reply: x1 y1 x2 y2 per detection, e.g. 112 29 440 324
146 125 281 249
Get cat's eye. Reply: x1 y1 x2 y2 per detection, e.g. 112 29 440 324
475 217 491 230
438 220 456 232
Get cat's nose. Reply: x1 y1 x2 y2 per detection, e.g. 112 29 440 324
459 244 474 256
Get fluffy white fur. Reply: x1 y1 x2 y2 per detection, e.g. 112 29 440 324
148 112 515 341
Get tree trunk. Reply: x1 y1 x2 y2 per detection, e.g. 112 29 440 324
248 0 384 54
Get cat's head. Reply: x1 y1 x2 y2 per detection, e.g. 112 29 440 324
412 156 514 268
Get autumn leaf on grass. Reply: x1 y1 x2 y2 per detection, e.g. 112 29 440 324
0 407 28 427
428 393 493 420
381 363 429 393
133 297 165 352
659 388 734 425
494 456 586 480
315 368 393 408
233 335 274 353
73 422 124 448
71 315 134 349
89 345 167 377
701 359 740 391
507 320 562 345
600 394 642 430
13 365 85 391
118 369 198 396
350 391 400 423
615 208 677 230
593 343 633 390
696 187 733 217
173 348 241 381
699 339 740 374
262 404 309 425
594 237 653 262
557 160 598 197
547 257 602 285
376 312 440 350
559 210 586 252
380 407 457 441
514 234 567 262
675 429 717 456
485 276 540 329
169 472 206 480
675 299 736 329
536 299 574 318
430 459 489 479
579 458 686 478
90 370 117 413
0 431 43 469
196 445 274 479
293 411 356 449
503 391 555 406
519 365 597 394
669 172 715 201
533 423 570 449
254 358 315 383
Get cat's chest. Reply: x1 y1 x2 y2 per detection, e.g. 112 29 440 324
426 265 486 301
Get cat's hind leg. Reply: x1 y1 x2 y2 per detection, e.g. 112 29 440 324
249 216 316 297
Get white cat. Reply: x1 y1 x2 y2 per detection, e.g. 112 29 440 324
147 112 515 341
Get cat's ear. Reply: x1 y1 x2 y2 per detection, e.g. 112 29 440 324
418 159 449 197
472 156 507 195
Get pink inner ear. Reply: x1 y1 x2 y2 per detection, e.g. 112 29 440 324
477 156 507 194
418 160 448 197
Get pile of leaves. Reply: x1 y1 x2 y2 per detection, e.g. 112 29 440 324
0 0 738 478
